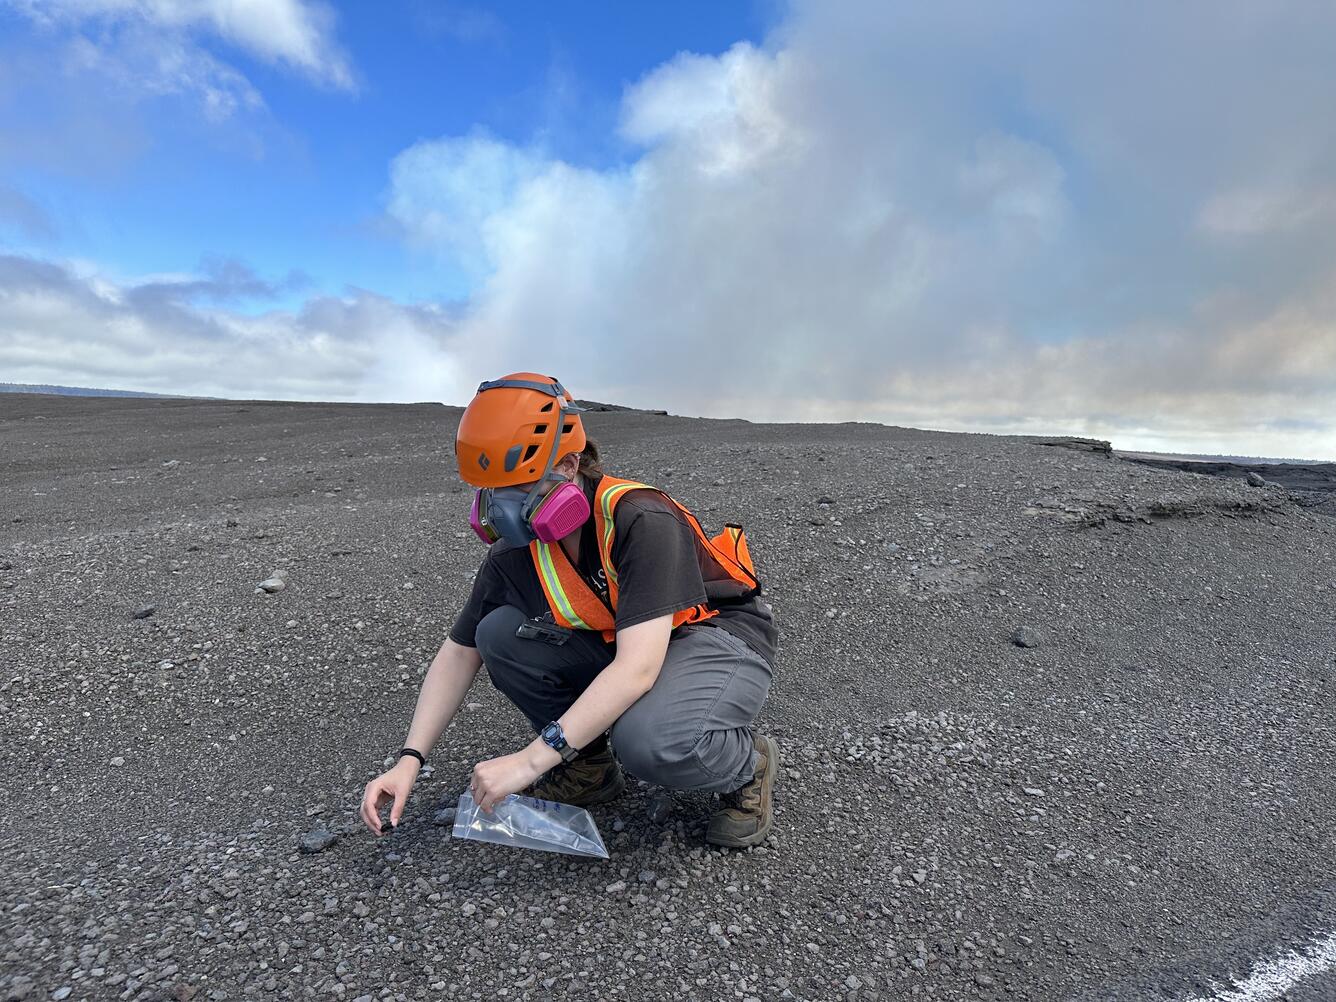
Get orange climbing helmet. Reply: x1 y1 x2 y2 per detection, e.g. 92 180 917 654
454 372 587 488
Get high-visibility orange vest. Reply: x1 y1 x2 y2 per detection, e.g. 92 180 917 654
528 475 761 643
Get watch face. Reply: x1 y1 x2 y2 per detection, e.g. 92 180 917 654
541 722 562 746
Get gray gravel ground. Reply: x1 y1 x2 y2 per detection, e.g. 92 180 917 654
2 394 1334 1002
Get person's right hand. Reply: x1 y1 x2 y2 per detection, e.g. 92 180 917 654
360 759 419 835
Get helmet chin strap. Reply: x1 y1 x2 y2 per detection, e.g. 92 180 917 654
520 390 582 523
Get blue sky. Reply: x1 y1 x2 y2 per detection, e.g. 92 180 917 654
1 1 1334 460
0 1 774 304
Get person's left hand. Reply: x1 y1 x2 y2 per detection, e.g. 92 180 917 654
470 749 544 813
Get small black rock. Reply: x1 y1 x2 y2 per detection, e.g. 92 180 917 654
1011 626 1040 649
298 827 339 854
646 793 674 824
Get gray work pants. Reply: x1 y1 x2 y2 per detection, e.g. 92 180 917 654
474 605 773 794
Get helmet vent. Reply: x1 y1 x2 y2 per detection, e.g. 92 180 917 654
562 422 574 433
540 402 554 412
533 424 547 434
522 444 539 462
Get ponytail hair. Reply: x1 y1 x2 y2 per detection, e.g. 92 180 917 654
577 438 604 479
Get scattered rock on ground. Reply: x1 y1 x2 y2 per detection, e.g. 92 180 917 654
646 793 674 824
1011 625 1041 648
298 827 339 854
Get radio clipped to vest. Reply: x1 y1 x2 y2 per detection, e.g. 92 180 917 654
530 476 762 642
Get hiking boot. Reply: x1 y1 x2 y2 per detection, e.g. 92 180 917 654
525 740 625 807
705 730 777 848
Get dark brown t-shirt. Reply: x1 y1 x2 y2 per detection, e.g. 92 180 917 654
449 475 778 664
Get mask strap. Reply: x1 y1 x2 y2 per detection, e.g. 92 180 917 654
522 403 570 521
520 383 584 522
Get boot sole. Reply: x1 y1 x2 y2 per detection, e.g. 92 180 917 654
705 733 778 848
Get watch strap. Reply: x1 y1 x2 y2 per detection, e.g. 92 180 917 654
542 721 581 762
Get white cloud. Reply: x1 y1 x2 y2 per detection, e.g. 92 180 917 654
62 27 263 122
621 44 802 177
959 133 1068 242
378 0 1336 460
1199 187 1336 237
387 135 552 276
0 255 470 403
9 0 353 89
0 0 351 146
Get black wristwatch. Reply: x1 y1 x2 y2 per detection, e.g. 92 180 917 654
539 721 578 763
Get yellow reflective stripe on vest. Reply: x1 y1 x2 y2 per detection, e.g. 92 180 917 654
598 480 650 590
534 541 594 630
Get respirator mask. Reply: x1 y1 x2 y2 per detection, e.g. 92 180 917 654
470 475 589 547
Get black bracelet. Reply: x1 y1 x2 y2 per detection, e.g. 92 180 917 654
397 747 426 766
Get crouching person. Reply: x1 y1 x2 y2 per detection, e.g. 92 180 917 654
360 372 779 848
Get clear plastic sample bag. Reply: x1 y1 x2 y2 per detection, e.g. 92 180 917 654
451 791 609 859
